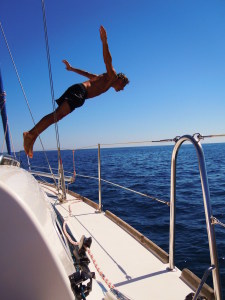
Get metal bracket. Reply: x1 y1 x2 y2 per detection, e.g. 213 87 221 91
193 265 215 300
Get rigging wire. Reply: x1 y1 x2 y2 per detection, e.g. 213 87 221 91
0 94 16 157
1 118 7 153
0 95 7 154
8 122 16 158
0 22 38 135
40 0 61 158
41 0 67 199
0 21 57 186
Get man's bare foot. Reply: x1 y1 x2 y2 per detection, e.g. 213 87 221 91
23 132 35 158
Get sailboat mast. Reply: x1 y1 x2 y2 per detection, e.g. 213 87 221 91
0 69 11 155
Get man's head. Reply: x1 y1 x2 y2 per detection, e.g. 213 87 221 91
113 73 129 91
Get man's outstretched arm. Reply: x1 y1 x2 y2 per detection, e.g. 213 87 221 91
62 60 97 79
100 26 117 80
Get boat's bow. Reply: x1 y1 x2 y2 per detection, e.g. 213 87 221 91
0 165 74 300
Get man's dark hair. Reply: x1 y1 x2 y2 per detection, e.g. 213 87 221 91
117 73 129 85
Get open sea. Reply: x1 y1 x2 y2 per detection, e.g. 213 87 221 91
20 142 225 297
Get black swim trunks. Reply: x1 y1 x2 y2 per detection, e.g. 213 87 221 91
56 83 87 112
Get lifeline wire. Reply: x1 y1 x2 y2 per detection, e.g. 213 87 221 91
200 134 225 139
212 217 225 229
71 132 225 151
64 170 169 206
0 21 57 187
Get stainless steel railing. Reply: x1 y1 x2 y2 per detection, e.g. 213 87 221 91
169 135 222 300
98 144 102 211
27 134 224 298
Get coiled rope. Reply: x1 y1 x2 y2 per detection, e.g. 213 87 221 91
63 200 116 291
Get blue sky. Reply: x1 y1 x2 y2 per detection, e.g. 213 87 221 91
0 0 225 152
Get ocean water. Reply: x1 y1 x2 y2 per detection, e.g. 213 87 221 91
21 142 225 297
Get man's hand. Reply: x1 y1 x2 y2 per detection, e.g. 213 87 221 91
100 25 107 43
99 25 116 79
62 60 72 71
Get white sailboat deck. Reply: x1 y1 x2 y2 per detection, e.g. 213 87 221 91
43 184 194 300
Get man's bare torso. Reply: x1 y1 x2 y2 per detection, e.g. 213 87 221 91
82 73 116 99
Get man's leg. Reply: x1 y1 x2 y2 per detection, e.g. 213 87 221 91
23 101 71 158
